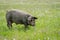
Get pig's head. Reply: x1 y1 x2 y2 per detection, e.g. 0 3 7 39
27 16 37 26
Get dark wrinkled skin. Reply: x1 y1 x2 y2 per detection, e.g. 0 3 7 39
6 9 37 30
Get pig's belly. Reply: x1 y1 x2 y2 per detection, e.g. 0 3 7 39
12 19 24 24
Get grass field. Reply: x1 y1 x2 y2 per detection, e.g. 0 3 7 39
0 0 60 40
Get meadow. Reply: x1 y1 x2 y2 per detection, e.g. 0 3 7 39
0 0 60 40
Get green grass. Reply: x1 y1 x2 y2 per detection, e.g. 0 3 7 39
0 0 60 40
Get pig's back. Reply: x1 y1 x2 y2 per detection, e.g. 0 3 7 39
7 9 29 16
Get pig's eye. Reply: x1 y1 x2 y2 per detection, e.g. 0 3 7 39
29 20 32 22
31 19 34 21
31 20 32 21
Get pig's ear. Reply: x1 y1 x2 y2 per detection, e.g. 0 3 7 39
33 17 38 19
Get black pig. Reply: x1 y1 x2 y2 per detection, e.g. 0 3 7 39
6 9 37 29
